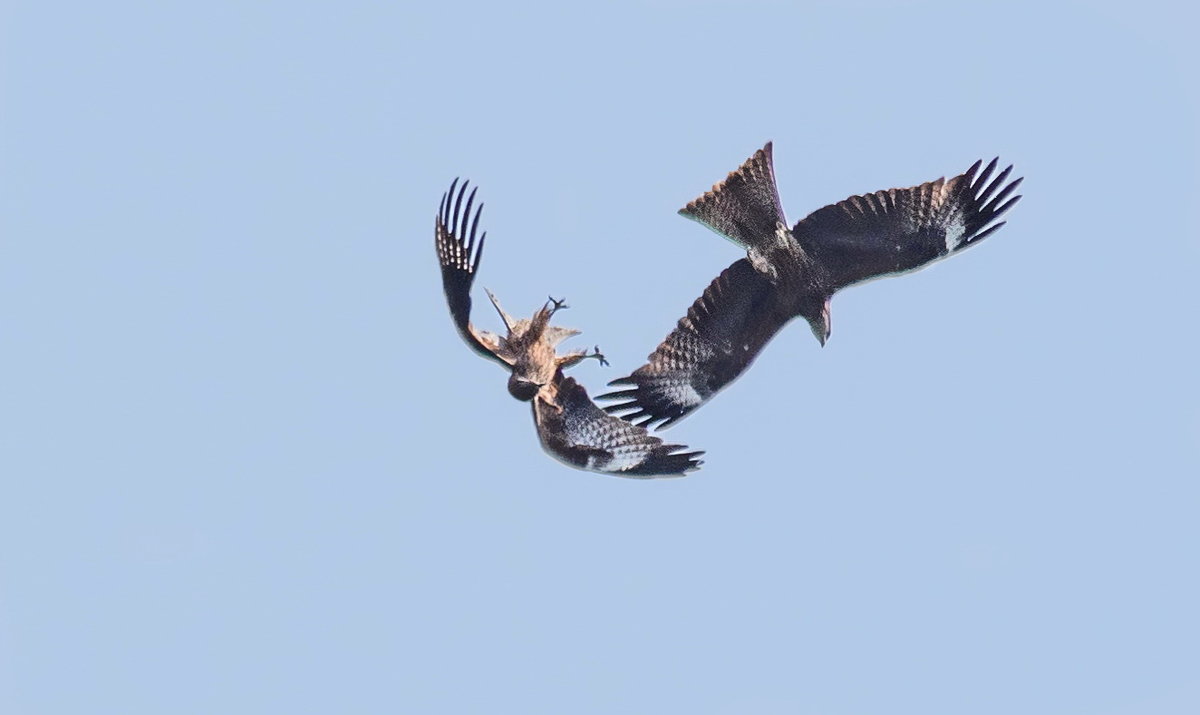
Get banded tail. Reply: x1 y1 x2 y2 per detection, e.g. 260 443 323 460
678 142 787 251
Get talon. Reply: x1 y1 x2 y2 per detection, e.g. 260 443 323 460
593 345 609 367
547 295 569 313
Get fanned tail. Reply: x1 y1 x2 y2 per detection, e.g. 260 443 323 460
678 142 787 250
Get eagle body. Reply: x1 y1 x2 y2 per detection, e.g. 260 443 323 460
434 179 703 477
600 142 1022 429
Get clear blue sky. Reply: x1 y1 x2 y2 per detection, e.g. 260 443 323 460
2 1 1197 713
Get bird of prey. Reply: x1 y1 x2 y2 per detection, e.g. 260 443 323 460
600 142 1022 429
435 178 703 477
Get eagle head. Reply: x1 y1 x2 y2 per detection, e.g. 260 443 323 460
507 374 541 401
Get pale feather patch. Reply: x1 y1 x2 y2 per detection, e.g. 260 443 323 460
589 447 644 474
545 325 581 347
943 214 967 253
662 380 704 409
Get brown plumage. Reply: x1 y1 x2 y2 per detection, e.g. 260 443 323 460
435 179 703 477
600 142 1023 429
436 178 606 400
533 374 703 478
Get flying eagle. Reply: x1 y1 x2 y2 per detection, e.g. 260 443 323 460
600 142 1022 429
435 179 703 477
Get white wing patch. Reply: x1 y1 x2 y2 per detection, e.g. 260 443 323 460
943 215 967 253
586 447 643 474
662 380 704 409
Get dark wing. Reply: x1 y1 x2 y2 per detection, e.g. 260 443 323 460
535 376 703 478
796 158 1023 291
435 178 507 364
598 259 791 430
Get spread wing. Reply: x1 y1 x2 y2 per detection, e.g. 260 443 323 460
598 259 791 430
797 158 1023 291
435 179 508 365
535 376 703 478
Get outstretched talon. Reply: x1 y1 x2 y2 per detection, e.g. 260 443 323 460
591 345 609 367
547 295 570 314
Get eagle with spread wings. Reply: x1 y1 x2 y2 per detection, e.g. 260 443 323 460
435 179 703 477
600 142 1022 429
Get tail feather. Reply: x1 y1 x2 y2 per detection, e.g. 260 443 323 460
678 142 787 250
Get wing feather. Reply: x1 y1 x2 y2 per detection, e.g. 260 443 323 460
796 158 1023 290
435 179 508 364
597 259 791 430
535 376 703 478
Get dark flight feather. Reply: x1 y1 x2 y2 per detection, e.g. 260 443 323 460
435 178 507 364
599 259 789 429
796 157 1024 290
536 375 703 477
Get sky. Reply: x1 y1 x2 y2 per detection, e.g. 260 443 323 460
1 1 1198 713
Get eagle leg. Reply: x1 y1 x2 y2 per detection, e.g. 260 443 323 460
589 345 609 367
559 345 607 369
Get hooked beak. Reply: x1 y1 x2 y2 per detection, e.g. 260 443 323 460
810 298 832 346
821 298 831 346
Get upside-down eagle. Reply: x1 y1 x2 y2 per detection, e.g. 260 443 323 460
600 142 1022 429
435 179 703 477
